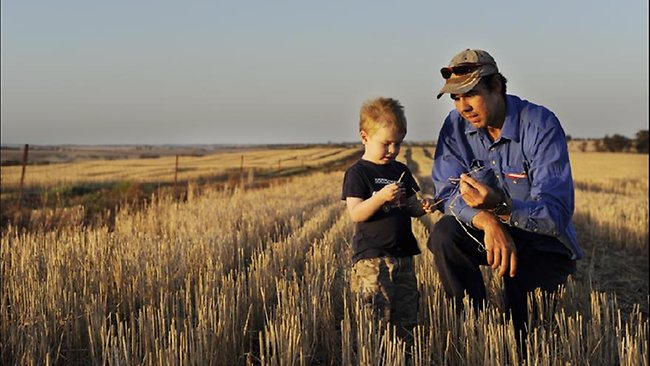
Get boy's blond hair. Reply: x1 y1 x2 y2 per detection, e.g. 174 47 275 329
359 97 407 135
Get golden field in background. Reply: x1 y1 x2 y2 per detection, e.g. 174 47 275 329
1 145 648 365
1 146 362 190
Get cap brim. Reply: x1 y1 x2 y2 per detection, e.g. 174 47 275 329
436 71 482 99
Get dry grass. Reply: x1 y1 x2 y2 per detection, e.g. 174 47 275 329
1 146 648 365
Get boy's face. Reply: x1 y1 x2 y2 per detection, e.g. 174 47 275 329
360 125 405 165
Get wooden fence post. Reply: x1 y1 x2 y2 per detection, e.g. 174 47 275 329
174 154 179 187
18 144 29 206
240 155 244 184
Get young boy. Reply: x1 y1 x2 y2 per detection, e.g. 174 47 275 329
341 97 433 334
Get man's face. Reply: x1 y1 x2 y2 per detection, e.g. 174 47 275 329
450 81 502 130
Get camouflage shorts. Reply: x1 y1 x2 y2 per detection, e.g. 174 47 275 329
351 255 420 328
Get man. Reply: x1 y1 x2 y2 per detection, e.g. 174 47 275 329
427 48 583 335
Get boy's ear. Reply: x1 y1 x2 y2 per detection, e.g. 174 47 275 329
359 130 368 144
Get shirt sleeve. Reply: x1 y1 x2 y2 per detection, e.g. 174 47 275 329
431 118 481 226
508 117 574 237
342 165 370 201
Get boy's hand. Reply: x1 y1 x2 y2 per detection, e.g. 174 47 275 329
376 183 401 203
421 198 436 214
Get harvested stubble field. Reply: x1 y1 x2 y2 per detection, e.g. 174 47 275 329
1 146 361 190
1 146 648 365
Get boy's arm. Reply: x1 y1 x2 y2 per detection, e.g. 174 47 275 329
405 194 435 217
403 170 434 217
346 183 400 223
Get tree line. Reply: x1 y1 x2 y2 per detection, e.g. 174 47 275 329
567 129 649 153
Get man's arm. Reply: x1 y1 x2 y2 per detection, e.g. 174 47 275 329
509 121 574 238
458 115 575 275
458 121 573 238
460 176 517 277
432 118 481 225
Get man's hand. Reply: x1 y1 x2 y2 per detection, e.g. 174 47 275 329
472 211 517 277
459 174 500 209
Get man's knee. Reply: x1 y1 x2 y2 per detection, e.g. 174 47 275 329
427 215 463 253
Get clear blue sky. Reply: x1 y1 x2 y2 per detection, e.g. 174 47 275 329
1 0 648 145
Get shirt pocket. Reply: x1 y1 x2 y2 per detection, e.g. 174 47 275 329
468 160 501 192
502 165 531 199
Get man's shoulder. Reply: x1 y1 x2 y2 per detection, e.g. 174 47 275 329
509 94 553 114
440 110 470 135
509 95 562 131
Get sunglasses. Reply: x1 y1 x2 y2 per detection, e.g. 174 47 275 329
440 63 488 79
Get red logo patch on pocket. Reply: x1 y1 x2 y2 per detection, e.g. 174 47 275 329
505 172 527 179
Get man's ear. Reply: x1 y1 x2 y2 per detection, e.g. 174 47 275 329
492 76 503 94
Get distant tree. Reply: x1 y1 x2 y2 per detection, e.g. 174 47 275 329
579 141 588 152
602 134 632 152
634 129 649 154
565 134 572 142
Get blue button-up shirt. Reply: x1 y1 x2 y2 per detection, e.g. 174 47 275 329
432 94 583 260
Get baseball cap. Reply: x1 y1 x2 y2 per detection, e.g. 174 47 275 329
436 49 499 99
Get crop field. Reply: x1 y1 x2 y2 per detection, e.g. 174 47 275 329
1 146 648 365
0 146 361 190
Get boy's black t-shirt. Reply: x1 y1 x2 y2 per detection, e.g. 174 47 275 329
341 159 421 263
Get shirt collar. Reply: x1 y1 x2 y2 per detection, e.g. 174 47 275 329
462 94 520 143
499 95 520 142
463 121 479 135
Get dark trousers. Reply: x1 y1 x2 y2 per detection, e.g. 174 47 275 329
427 215 576 336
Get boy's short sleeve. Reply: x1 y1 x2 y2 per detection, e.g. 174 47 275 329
342 165 369 201
405 169 420 196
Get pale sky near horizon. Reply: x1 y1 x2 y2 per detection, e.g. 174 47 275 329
1 1 648 145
